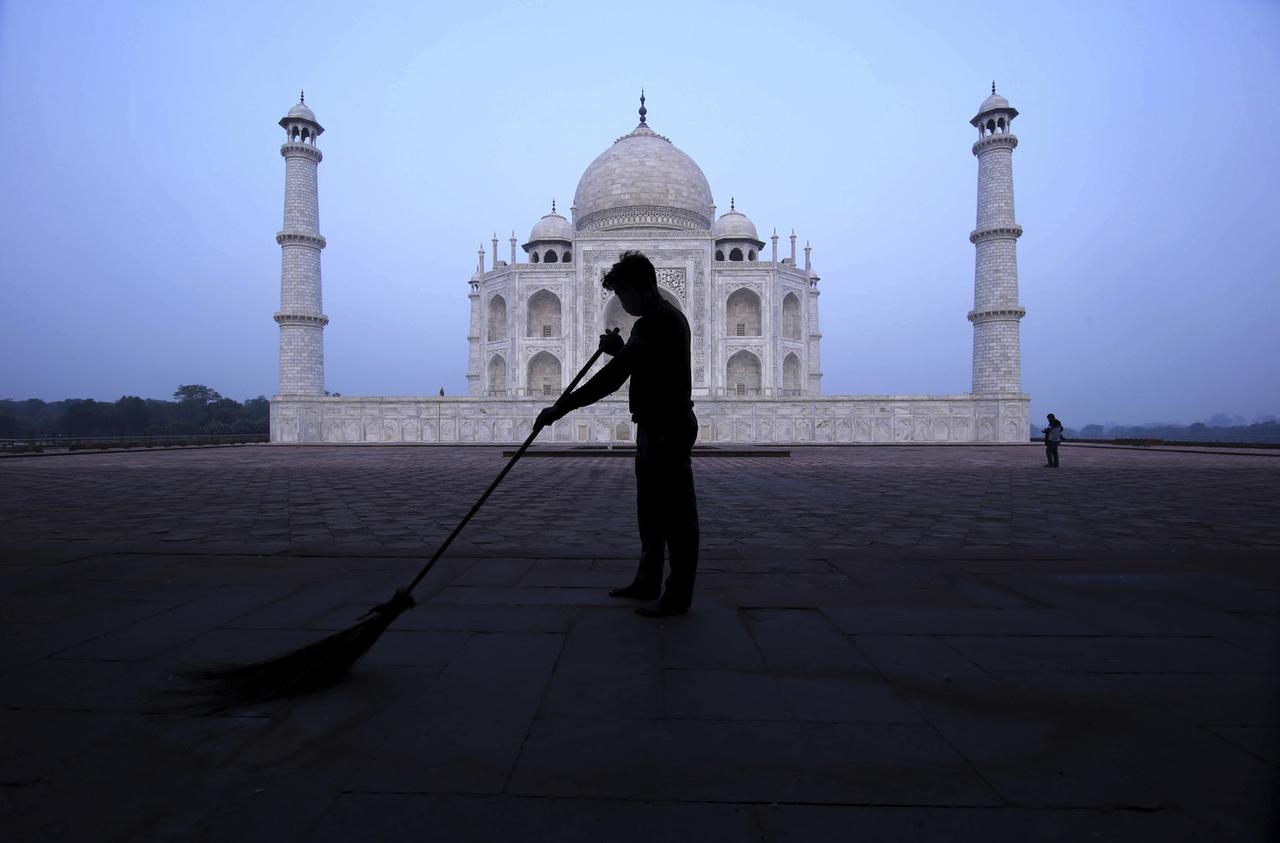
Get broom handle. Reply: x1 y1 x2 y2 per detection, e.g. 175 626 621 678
403 332 618 596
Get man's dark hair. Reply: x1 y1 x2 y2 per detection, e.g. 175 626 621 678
602 250 658 294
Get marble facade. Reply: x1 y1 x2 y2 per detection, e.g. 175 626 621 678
271 395 1029 445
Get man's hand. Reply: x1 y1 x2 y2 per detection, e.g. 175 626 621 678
536 402 567 431
599 327 624 356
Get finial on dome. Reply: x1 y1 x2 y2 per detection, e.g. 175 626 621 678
551 198 556 214
300 90 305 103
991 81 996 95
730 197 735 212
638 88 647 124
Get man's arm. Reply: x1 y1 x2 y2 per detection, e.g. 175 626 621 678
560 353 631 411
536 329 638 428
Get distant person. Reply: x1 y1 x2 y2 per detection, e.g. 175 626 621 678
537 251 699 617
1042 413 1064 467
439 387 445 397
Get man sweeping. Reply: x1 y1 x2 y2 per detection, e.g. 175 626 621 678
536 251 700 617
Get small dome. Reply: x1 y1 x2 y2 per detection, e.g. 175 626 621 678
970 85 1018 128
528 210 573 243
285 91 317 122
712 202 760 242
279 92 323 136
977 92 1010 114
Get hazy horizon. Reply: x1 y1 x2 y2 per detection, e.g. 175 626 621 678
2 1 1277 426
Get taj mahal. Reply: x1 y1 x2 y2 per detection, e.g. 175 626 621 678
270 88 1029 444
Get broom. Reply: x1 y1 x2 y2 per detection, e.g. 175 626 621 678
180 331 619 704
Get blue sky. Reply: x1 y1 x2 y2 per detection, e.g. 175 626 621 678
1 0 1277 425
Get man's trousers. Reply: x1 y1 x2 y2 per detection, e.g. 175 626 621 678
633 411 700 607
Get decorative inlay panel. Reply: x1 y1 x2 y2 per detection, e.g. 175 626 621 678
656 267 686 298
576 205 710 232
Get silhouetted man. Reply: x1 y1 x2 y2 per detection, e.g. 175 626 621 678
536 251 699 617
1043 412 1064 467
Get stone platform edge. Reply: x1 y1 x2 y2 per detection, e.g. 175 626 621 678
271 394 1031 445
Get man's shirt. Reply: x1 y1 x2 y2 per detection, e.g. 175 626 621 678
562 297 693 426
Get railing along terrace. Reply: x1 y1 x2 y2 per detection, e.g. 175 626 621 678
1028 435 1280 449
0 433 269 453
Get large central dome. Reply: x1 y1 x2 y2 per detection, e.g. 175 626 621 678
572 106 714 232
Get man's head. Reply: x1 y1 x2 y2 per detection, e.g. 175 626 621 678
603 251 659 315
1047 413 1056 422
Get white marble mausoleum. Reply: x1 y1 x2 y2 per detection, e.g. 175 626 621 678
270 89 1030 444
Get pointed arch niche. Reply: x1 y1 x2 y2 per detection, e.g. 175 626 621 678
526 289 562 338
782 352 801 395
487 354 508 394
782 292 801 340
527 351 562 396
726 288 762 336
727 350 762 396
488 295 508 341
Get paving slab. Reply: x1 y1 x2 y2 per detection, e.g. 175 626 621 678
753 804 1209 842
342 632 563 794
742 607 875 675
539 608 662 720
509 717 1001 805
311 794 760 843
663 668 792 720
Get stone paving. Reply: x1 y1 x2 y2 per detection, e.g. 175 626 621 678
3 444 1278 552
0 444 1277 841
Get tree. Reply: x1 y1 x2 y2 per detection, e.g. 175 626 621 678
63 399 113 436
172 384 223 404
115 396 149 435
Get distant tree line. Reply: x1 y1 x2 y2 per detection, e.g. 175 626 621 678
0 385 269 439
1030 415 1280 444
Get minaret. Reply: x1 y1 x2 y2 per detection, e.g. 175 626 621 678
467 259 481 395
968 83 1026 395
806 245 822 396
274 92 328 396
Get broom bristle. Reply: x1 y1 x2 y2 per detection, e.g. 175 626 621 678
177 588 415 705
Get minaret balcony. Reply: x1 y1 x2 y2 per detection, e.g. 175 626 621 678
279 142 323 162
276 231 327 249
274 311 330 327
969 225 1023 244
971 133 1018 155
967 307 1026 323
